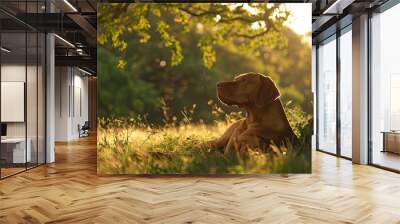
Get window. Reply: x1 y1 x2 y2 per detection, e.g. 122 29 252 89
339 27 352 158
390 75 400 130
317 36 337 154
370 3 400 171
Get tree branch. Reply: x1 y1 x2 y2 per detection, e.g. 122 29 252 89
233 30 269 39
177 7 225 17
219 16 262 24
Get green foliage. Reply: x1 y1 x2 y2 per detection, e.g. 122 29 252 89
97 29 312 120
98 47 160 116
98 3 290 68
97 3 312 122
198 37 216 69
97 31 266 120
285 101 312 137
156 20 183 66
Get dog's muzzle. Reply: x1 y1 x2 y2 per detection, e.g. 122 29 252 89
216 82 237 105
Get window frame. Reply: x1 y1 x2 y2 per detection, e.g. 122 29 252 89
314 22 353 161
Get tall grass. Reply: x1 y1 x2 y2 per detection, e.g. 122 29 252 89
97 102 312 174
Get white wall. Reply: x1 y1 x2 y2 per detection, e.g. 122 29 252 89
71 72 89 138
0 65 41 138
55 67 70 141
1 63 46 164
55 67 89 141
1 65 26 138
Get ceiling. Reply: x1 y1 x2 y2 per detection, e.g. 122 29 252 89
1 0 395 74
0 0 97 75
309 0 390 42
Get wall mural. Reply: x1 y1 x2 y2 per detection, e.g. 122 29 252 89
97 3 312 174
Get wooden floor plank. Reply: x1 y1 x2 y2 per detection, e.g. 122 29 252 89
0 135 400 223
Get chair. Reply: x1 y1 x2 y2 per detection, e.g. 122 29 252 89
79 121 90 138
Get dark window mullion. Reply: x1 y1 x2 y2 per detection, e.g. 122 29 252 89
25 0 28 171
316 45 319 150
367 11 373 165
0 23 2 179
44 0 47 164
36 0 39 167
336 29 341 157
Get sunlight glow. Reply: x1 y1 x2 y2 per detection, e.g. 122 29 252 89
238 3 311 36
284 4 312 35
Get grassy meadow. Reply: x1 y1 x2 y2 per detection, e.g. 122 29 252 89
97 102 312 174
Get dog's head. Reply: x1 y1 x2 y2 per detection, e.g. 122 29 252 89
216 72 280 108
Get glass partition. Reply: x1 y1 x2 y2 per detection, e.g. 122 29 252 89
1 31 28 177
317 35 337 154
0 1 46 179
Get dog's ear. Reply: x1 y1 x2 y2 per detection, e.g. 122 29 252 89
254 75 280 108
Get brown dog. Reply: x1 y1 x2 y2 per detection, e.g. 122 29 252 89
207 72 296 153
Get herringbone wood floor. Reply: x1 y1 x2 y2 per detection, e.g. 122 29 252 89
1 136 400 224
